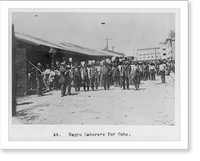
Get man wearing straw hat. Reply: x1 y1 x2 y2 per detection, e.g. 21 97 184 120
35 62 43 96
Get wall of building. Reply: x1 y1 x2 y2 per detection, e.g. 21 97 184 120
15 48 27 96
137 48 160 61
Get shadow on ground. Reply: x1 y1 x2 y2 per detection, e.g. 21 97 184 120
17 102 33 106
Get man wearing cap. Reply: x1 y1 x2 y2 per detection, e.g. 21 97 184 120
35 62 43 96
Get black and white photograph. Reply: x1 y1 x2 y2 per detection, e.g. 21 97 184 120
11 11 176 127
0 0 189 150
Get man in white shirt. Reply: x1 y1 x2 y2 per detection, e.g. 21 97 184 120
43 64 51 92
49 67 56 90
159 61 166 83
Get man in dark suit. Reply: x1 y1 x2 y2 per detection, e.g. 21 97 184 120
66 63 72 95
133 63 141 90
91 62 98 91
102 61 108 90
125 61 131 90
120 60 126 90
73 63 81 92
81 63 89 91
60 62 67 97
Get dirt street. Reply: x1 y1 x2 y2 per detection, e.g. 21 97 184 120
13 75 175 125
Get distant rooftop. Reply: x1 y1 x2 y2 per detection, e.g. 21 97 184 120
137 47 160 51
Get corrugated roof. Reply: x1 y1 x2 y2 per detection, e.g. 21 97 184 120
15 32 123 57
15 32 67 50
59 42 107 56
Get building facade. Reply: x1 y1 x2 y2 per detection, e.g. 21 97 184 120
136 30 175 62
159 43 168 60
136 47 160 61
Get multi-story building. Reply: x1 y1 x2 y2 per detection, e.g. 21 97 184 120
135 30 175 62
159 42 168 60
136 47 160 61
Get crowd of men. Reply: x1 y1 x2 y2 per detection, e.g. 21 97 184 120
27 57 175 97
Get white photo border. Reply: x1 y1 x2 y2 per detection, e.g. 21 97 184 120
0 1 188 149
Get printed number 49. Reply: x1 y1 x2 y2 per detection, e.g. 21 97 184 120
53 133 60 137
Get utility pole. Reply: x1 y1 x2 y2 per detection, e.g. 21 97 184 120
103 37 112 51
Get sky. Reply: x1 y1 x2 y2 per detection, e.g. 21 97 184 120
12 12 175 56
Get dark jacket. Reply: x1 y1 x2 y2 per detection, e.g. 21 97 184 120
60 66 67 84
36 68 43 81
125 65 131 76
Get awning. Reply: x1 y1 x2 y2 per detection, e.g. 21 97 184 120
15 32 124 57
15 32 67 50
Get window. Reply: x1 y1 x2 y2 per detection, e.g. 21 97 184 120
140 57 142 59
151 56 154 58
163 53 166 56
151 53 154 55
163 48 166 50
